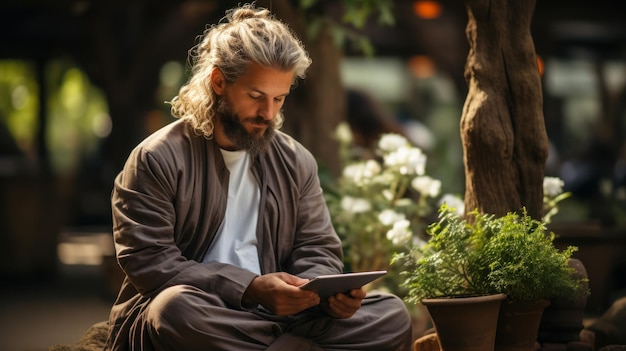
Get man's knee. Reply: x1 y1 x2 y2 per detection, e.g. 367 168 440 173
366 293 413 349
370 293 411 324
144 285 220 330
145 285 189 328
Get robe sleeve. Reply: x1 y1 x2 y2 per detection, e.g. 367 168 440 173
112 144 257 308
287 146 344 279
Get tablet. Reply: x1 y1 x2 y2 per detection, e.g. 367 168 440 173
299 270 387 299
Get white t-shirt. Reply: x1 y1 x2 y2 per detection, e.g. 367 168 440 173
202 149 261 275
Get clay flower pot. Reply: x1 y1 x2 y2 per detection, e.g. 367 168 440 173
495 299 551 351
422 293 507 351
537 258 590 344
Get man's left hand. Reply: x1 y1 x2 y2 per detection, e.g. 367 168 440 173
321 288 366 319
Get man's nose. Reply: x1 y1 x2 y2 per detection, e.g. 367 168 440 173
258 99 276 121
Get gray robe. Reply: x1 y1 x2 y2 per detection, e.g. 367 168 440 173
105 119 411 351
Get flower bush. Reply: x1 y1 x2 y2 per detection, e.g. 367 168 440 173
324 123 462 291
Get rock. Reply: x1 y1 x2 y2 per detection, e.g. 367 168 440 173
413 332 441 351
585 297 626 350
48 321 108 351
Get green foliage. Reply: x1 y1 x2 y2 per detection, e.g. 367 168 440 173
298 0 395 56
46 59 110 174
392 205 589 304
392 204 496 304
340 0 395 28
300 0 395 27
483 210 584 302
0 59 110 174
0 60 39 152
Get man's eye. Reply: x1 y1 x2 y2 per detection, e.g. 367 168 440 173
249 94 262 100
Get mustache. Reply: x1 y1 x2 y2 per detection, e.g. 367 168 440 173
244 116 273 127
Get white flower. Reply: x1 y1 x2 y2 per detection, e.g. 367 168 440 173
439 194 465 215
342 160 381 184
334 122 353 144
411 176 441 198
340 196 371 214
386 219 412 245
378 134 409 152
384 146 427 175
342 164 359 179
363 160 382 177
374 172 395 187
543 176 565 198
378 209 406 226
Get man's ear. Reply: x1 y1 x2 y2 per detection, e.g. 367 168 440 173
211 68 226 95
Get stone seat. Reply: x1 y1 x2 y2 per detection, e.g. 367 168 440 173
49 321 108 351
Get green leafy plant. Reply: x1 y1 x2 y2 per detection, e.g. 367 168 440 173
392 205 588 304
482 209 586 302
391 204 494 304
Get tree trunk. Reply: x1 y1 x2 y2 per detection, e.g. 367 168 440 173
287 25 344 176
270 0 344 177
461 0 549 219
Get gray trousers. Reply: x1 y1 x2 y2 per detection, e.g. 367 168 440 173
130 285 412 351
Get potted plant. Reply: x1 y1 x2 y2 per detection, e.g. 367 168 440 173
477 209 587 351
392 204 588 351
391 204 506 351
537 176 590 346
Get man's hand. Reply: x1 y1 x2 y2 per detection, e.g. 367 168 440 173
320 288 366 319
242 272 320 316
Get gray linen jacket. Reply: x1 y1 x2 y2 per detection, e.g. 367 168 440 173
105 119 344 350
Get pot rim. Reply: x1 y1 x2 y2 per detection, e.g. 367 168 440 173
422 293 507 306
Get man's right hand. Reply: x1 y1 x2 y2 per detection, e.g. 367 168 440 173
242 272 320 316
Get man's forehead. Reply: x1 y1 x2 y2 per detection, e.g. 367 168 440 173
234 63 295 94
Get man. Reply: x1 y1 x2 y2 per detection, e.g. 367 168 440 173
105 4 412 351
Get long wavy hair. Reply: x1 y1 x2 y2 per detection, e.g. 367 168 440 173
169 4 312 139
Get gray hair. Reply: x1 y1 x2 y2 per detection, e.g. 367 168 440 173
169 3 312 138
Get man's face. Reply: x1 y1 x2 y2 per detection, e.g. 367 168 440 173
216 96 275 157
212 63 294 155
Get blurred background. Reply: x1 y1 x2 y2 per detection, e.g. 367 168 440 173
1 0 625 350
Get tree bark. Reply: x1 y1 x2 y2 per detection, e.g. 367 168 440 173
461 0 549 219
287 25 344 176
271 0 344 177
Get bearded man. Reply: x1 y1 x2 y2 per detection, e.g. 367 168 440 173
104 4 412 351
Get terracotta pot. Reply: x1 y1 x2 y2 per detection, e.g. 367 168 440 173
422 293 506 351
495 299 551 351
537 258 589 344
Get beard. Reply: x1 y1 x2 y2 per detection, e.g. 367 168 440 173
216 97 276 157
